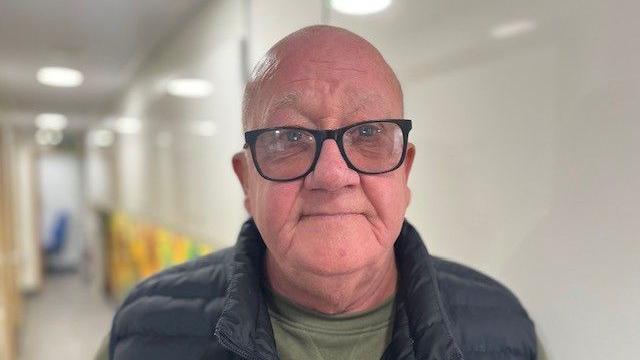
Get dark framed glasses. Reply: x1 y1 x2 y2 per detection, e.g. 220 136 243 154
244 119 412 181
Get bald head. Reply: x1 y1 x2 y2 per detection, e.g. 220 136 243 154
242 25 403 130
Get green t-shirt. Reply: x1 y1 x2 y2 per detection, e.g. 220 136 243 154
266 289 395 360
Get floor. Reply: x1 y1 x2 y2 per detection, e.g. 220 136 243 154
18 273 115 360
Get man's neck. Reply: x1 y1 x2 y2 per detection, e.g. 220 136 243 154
264 250 398 315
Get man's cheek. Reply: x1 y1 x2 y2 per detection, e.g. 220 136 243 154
368 179 408 223
255 182 301 226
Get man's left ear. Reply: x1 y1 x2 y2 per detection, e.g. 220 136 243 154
403 143 415 206
404 143 415 179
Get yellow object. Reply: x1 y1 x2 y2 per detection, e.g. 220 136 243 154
106 212 215 299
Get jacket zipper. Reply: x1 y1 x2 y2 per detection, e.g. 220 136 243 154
217 332 259 360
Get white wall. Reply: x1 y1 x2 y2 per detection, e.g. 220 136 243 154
85 146 114 208
248 0 323 66
99 0 250 248
330 0 640 358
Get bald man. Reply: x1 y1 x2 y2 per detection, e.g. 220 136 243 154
105 26 537 360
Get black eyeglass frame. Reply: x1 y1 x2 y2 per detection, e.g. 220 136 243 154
243 119 413 182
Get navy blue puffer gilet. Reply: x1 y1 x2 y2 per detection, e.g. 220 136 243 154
109 219 537 359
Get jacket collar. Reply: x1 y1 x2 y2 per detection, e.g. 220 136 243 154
389 221 464 360
215 219 463 360
214 219 277 360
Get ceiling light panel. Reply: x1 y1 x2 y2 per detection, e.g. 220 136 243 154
35 113 68 130
166 78 214 98
330 0 392 15
37 66 84 87
491 19 537 39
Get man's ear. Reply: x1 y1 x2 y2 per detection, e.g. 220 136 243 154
403 143 415 206
232 151 252 214
404 143 415 179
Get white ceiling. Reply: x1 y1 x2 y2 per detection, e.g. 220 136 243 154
0 0 210 124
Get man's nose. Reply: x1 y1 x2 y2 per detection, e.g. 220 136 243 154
304 139 360 191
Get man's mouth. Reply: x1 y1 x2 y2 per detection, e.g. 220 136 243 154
300 212 362 220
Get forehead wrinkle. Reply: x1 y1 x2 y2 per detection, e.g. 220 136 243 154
262 83 389 128
264 91 301 122
252 56 399 128
339 92 387 119
306 58 368 74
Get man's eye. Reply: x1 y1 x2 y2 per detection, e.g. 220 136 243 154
358 125 381 138
286 130 303 142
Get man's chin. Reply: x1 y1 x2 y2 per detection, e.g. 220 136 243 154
287 221 380 276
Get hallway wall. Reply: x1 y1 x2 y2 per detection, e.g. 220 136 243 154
330 1 640 358
101 0 248 248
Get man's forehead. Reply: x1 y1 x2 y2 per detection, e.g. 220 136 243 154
243 25 403 130
248 28 372 85
260 87 390 125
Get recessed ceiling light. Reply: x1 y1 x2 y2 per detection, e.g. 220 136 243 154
490 19 537 39
35 129 63 146
88 129 115 147
166 78 214 98
114 117 142 134
35 113 68 130
37 66 84 87
330 0 392 15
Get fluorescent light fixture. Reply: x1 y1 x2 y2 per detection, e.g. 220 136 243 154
37 66 84 87
330 0 391 15
35 129 49 146
35 113 68 130
491 19 537 39
189 121 217 137
89 129 115 147
166 78 214 98
114 117 142 134
35 129 63 146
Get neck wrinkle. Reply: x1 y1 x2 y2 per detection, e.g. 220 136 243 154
264 248 398 315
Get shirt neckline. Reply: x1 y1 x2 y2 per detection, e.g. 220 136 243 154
264 286 396 334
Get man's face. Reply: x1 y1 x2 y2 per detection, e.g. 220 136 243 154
234 35 414 276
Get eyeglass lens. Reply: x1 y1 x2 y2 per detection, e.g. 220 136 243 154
253 121 405 180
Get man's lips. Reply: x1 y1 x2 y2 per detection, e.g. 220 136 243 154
300 212 363 219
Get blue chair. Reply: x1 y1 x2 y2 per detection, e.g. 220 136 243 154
44 212 69 254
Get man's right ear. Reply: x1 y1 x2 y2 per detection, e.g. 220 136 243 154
232 151 252 214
